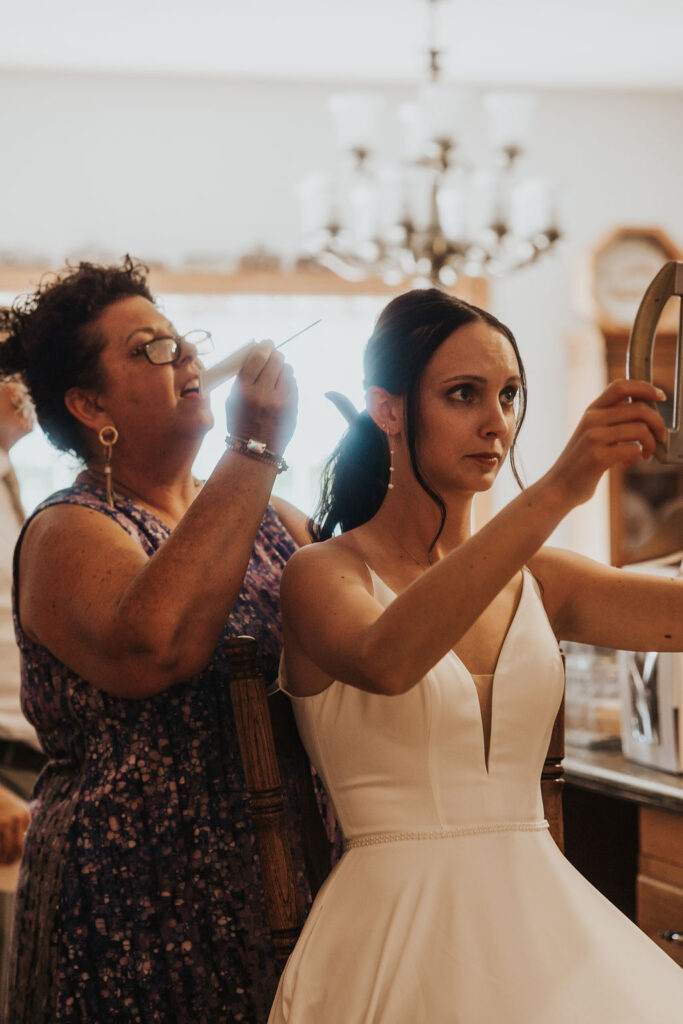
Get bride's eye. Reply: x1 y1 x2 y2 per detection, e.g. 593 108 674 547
500 386 518 406
447 384 474 402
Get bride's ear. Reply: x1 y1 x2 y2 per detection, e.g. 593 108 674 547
366 387 403 437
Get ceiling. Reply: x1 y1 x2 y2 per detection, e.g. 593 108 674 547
1 0 683 90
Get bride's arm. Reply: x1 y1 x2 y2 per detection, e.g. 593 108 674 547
282 480 571 697
529 546 683 652
282 379 667 697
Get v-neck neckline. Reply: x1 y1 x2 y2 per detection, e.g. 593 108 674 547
367 566 529 777
447 572 527 775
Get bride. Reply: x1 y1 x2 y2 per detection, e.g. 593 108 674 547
268 288 683 1022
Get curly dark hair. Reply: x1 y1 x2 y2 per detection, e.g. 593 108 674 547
0 256 154 460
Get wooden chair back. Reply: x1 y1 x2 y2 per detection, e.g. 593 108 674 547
224 636 331 968
542 688 566 851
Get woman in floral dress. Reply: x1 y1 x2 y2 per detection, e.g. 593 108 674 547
0 257 317 1023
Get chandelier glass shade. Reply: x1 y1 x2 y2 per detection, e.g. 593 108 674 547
296 17 560 287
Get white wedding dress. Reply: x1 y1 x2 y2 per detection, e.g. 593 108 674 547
269 569 683 1023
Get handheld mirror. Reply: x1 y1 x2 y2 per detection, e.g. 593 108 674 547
627 260 683 463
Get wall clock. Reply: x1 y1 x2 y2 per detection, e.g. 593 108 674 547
593 227 680 329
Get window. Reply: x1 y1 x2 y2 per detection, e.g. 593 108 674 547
7 289 389 519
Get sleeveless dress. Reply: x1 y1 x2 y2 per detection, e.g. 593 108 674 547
8 483 306 1024
269 568 683 1023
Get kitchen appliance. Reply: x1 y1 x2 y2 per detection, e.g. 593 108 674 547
618 552 683 774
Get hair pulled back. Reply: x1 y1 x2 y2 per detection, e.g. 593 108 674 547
313 288 527 542
0 255 153 460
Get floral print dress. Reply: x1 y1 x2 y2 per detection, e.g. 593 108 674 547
7 483 307 1024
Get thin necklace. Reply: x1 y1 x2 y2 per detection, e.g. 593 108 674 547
385 527 433 571
81 467 202 501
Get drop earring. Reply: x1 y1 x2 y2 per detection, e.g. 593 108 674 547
385 425 395 490
98 425 119 508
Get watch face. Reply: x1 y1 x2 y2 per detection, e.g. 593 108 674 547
595 234 674 327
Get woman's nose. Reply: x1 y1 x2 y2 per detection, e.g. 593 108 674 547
177 336 199 365
480 400 509 436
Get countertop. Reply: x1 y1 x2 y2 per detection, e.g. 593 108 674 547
564 744 683 813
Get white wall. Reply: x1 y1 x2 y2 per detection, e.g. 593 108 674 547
2 70 683 547
492 89 683 490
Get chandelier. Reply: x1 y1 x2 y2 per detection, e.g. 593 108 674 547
296 0 561 287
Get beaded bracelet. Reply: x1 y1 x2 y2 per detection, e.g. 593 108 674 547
225 434 289 474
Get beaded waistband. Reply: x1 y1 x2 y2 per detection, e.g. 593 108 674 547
344 819 548 851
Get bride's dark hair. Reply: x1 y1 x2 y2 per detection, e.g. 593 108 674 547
311 288 527 543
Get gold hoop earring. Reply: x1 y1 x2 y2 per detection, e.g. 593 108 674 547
98 425 119 508
384 425 395 490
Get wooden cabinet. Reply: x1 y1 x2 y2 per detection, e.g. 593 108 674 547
564 746 683 967
637 806 683 967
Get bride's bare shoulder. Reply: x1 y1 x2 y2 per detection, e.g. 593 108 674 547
282 530 373 592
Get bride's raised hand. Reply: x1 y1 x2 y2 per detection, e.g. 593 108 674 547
543 379 667 508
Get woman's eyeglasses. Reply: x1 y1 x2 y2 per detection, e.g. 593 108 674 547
132 330 214 366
